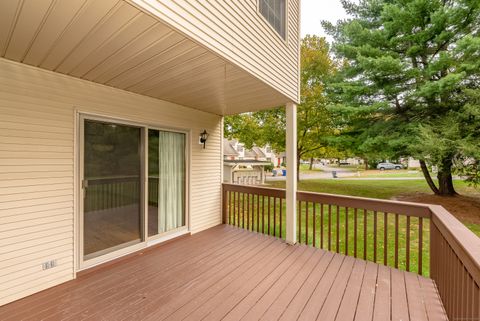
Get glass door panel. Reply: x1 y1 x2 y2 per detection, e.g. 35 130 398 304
83 119 143 260
148 129 186 236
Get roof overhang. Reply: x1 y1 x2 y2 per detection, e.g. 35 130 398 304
0 0 291 115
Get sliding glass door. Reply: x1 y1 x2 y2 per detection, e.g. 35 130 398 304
81 116 187 265
83 120 143 260
148 129 186 237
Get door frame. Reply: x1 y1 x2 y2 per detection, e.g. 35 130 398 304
76 112 190 271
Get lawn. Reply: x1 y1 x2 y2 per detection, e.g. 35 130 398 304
226 178 480 277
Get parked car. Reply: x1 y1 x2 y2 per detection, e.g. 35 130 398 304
377 162 403 170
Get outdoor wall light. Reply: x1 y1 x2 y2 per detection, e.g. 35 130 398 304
199 130 209 149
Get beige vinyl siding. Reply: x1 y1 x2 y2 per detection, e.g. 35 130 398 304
0 58 222 306
130 0 301 103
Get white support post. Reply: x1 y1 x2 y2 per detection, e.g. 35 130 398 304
285 102 297 245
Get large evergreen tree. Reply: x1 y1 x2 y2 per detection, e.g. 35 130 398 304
324 0 480 195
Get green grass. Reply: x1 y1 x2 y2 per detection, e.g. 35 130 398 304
267 178 474 199
226 192 429 275
299 164 323 172
226 179 479 277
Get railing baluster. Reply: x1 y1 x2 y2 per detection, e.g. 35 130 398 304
268 196 271 235
364 209 367 260
345 207 349 255
419 217 423 275
247 193 250 230
262 195 265 234
328 204 332 251
336 205 340 253
279 198 283 239
320 204 324 249
298 201 302 243
374 210 377 263
312 203 316 247
257 194 260 233
273 197 277 237
354 208 358 258
251 194 255 231
384 212 388 266
233 192 237 227
305 201 309 245
242 193 245 229
406 215 410 271
395 213 399 268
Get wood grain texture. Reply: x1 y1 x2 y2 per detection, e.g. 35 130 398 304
0 225 447 320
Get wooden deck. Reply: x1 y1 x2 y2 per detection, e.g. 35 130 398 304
0 225 447 321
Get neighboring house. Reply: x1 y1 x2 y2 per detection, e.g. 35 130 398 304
0 0 300 306
223 139 271 185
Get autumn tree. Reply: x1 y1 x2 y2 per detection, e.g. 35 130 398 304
225 35 336 181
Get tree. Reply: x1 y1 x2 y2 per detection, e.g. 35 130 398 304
323 0 480 195
225 35 336 181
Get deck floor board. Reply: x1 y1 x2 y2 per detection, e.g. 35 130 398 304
0 225 447 321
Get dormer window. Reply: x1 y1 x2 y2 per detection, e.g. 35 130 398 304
259 0 286 40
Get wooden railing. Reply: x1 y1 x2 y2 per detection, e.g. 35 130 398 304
84 177 140 212
430 205 480 321
222 183 480 320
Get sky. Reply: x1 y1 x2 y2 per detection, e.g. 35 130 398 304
300 0 349 41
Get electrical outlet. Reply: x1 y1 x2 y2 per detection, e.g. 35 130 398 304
42 260 58 270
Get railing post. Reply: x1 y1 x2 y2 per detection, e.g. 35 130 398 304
222 184 228 224
286 102 297 245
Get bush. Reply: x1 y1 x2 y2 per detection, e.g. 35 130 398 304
264 163 274 172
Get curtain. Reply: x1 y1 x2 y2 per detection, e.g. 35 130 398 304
157 131 185 233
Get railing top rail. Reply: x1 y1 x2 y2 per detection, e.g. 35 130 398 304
430 205 480 285
222 183 431 217
223 183 286 198
297 190 432 217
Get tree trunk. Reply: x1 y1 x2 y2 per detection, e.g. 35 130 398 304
309 157 314 170
297 156 301 182
437 157 457 196
420 160 440 195
363 158 369 170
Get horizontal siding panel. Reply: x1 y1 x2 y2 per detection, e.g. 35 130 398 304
0 165 73 173
0 144 72 153
0 213 72 233
0 207 72 224
0 256 73 284
0 221 72 244
0 129 73 141
0 236 73 262
0 136 73 147
0 58 222 305
0 176 73 188
0 244 72 271
0 183 72 194
0 195 73 210
0 201 73 217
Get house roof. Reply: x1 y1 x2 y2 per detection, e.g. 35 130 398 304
223 139 239 156
243 149 258 158
252 147 266 158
